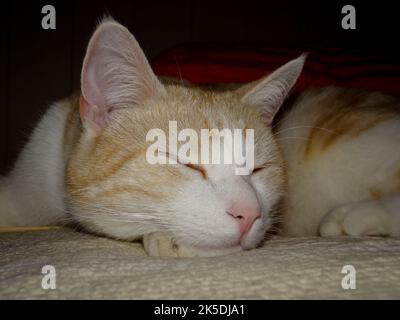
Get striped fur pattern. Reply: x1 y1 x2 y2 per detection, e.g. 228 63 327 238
276 87 400 237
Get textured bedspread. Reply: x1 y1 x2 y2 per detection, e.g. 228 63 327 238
0 228 399 299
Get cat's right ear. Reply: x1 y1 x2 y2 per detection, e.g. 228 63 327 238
237 54 306 124
80 18 166 135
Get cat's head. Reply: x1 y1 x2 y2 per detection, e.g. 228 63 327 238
66 19 305 255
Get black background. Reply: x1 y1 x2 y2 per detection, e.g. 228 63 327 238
0 300 399 316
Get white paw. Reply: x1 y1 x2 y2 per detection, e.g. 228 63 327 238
319 201 392 237
142 232 198 258
142 232 243 257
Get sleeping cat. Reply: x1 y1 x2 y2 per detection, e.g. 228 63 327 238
1 19 399 257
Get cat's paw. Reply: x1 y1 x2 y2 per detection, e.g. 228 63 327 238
319 201 392 237
142 232 198 258
142 232 243 257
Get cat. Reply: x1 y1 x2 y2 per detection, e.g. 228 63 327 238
1 18 399 257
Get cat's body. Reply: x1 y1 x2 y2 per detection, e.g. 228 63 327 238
277 87 400 237
0 97 77 227
1 19 399 256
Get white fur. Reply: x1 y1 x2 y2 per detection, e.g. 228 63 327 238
320 193 400 237
0 102 70 226
278 93 400 236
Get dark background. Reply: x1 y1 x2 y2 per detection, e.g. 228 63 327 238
0 0 399 175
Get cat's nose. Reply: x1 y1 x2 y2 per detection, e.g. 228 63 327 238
227 205 261 236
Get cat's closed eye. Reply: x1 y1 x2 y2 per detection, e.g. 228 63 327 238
252 166 265 174
184 163 208 180
164 152 208 179
252 162 275 174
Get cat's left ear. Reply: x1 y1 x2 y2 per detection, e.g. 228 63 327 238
80 18 166 135
238 54 306 123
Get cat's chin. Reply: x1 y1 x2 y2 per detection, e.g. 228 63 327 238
187 237 263 257
143 230 266 257
175 227 267 257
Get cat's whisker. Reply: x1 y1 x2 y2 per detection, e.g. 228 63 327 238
69 199 177 228
272 125 337 137
172 53 186 87
274 137 310 142
71 210 171 227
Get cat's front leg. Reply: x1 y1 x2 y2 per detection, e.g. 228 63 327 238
319 194 400 237
142 232 243 257
142 232 199 257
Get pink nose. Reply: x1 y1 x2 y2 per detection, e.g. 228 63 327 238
227 206 261 236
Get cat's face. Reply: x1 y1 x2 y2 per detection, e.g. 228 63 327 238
66 19 305 254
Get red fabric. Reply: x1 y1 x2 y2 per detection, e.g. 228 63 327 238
151 45 400 97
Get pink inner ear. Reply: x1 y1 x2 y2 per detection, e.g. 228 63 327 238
79 20 166 135
79 95 109 133
82 46 108 109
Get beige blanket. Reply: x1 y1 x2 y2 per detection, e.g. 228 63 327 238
0 228 399 299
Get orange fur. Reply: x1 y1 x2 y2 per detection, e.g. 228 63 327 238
64 84 279 211
303 88 399 158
